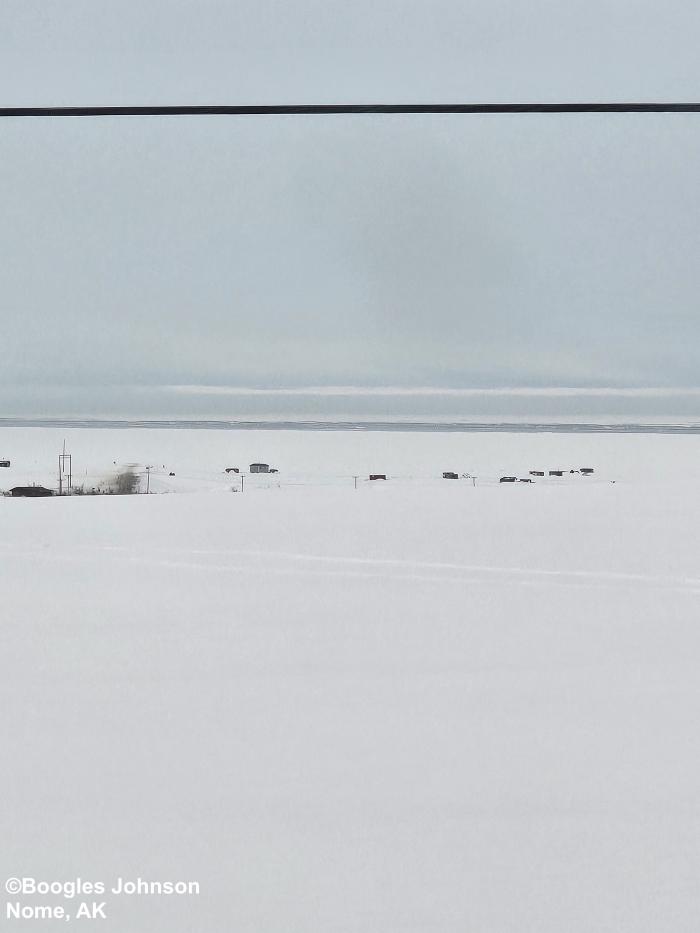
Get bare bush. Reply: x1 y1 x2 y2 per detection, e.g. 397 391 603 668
110 467 140 495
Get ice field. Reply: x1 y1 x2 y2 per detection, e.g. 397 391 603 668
2 425 700 931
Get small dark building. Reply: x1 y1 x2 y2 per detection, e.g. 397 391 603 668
369 474 387 481
530 470 544 477
499 476 517 483
443 471 459 480
250 463 270 474
581 467 594 475
0 460 10 468
549 470 564 477
10 486 53 497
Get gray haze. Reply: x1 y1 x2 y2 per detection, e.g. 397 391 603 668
2 1 700 417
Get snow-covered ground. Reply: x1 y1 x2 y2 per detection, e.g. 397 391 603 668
2 426 700 931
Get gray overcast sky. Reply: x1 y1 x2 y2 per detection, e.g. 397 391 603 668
2 1 700 416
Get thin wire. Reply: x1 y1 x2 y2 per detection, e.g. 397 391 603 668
1 103 700 117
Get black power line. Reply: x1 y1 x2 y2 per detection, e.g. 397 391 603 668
1 103 700 117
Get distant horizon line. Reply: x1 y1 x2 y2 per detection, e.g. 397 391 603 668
3 102 700 117
2 417 700 435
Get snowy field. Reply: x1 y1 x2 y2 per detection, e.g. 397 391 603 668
2 426 700 931
3 423 700 492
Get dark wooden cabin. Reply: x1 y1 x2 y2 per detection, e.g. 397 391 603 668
9 486 53 498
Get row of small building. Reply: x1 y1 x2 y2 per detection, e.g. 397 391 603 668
365 469 596 483
499 468 595 483
4 466 596 496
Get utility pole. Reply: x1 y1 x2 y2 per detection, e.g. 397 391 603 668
145 465 152 494
353 475 359 489
58 440 72 495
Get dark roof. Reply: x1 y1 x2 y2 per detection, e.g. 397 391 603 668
9 486 54 497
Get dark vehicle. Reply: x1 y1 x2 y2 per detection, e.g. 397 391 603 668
549 470 564 477
225 467 239 474
499 476 517 483
0 460 10 467
442 472 459 479
519 478 533 483
581 468 594 475
529 470 544 476
9 486 53 497
369 474 387 481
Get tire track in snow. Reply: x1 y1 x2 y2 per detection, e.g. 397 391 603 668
2 541 700 594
